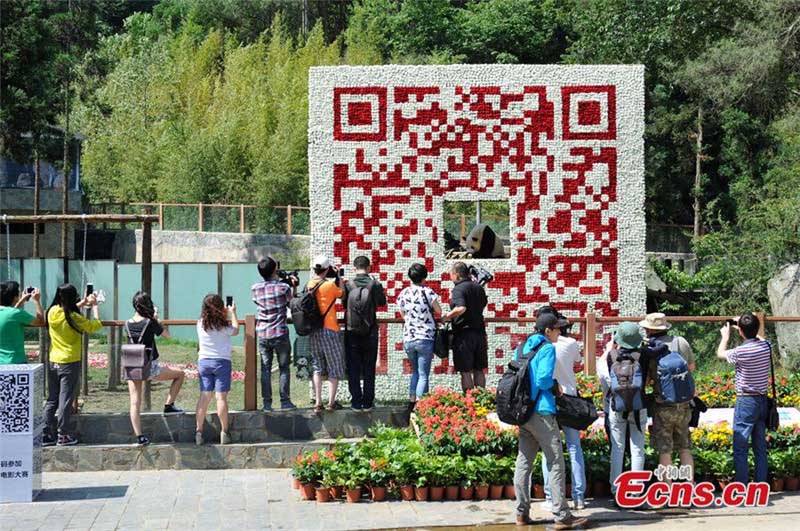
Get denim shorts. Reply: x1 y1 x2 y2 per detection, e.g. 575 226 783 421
198 358 232 393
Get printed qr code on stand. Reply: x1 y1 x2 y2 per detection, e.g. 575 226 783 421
0 374 32 433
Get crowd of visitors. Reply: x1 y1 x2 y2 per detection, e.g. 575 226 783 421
0 260 778 523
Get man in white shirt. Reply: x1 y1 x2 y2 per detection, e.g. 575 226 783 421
538 306 587 511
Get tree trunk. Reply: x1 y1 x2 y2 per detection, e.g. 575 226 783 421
33 152 40 257
693 105 703 239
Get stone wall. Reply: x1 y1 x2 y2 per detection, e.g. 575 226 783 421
768 263 800 369
110 230 310 264
308 65 646 399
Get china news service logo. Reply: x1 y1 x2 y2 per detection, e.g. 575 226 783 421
615 465 770 508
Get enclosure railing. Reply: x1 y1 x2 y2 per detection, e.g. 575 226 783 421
28 312 797 413
89 202 310 235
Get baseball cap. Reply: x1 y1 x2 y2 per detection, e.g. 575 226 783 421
311 254 331 270
536 313 569 333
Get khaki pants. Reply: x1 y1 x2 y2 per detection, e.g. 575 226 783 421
514 412 573 522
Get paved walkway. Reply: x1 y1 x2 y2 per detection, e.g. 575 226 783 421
1 470 799 530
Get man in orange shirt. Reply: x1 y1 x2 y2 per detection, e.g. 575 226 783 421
307 255 345 411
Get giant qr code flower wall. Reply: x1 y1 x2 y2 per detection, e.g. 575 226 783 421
309 65 645 399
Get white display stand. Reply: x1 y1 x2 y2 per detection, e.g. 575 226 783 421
0 363 44 503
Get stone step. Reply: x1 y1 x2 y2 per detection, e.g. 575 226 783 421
43 438 359 472
71 406 409 444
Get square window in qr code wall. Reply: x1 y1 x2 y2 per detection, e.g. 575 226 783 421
309 65 646 399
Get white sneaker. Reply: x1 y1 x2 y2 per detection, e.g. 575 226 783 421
540 500 552 512
220 431 231 445
195 431 203 446
574 499 586 510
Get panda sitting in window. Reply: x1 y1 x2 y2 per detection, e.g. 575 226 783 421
466 223 506 258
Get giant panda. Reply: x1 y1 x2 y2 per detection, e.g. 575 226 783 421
466 223 506 258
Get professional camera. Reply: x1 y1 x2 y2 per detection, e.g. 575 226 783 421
325 265 344 279
278 269 300 287
468 264 493 287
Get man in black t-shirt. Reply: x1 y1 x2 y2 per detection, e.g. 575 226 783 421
443 262 488 392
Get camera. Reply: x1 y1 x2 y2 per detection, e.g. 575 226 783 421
726 318 738 326
468 264 493 287
278 269 300 287
25 286 35 295
226 296 233 307
325 265 344 279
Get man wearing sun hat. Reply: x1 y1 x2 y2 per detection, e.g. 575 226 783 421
639 312 696 481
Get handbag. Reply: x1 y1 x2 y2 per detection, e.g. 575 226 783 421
556 393 599 431
420 287 450 360
122 319 152 381
767 344 780 431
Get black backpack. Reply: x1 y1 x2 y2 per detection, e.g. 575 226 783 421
496 339 545 426
345 279 376 336
290 280 336 336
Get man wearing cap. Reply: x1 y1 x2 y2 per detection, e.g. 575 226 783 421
307 255 345 411
606 322 648 499
640 313 695 481
513 313 588 529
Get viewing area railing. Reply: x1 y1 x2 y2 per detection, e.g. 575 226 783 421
27 313 799 413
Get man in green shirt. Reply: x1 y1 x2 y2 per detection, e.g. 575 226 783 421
0 281 44 364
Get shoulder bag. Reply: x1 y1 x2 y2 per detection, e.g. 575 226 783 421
421 287 450 360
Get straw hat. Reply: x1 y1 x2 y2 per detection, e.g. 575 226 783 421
638 312 672 331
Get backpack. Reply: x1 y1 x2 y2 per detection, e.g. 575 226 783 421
656 350 695 404
121 320 152 381
609 350 644 415
345 279 377 336
290 280 336 336
496 339 545 426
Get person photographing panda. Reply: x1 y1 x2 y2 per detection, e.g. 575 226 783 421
442 262 488 392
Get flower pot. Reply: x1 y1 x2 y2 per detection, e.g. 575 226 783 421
400 484 415 501
300 483 316 501
771 478 785 492
445 485 460 501
330 485 343 499
785 477 799 491
415 486 429 501
489 484 504 500
430 486 445 501
504 485 516 499
532 484 545 499
460 485 474 500
292 477 301 490
371 486 387 502
475 484 489 500
346 487 362 503
315 487 331 503
592 481 608 498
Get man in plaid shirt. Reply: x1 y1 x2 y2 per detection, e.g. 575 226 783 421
252 257 298 411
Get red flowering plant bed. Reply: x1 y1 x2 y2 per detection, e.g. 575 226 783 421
413 387 518 456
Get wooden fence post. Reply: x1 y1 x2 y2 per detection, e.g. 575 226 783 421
107 327 117 390
584 312 597 376
158 203 164 230
240 205 245 233
244 314 257 411
287 206 293 235
198 203 204 232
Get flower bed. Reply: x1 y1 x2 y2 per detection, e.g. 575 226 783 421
291 387 800 501
577 371 800 409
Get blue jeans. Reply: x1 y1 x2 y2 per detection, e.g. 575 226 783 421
542 425 586 501
609 409 646 493
733 395 768 483
405 339 434 398
259 335 292 407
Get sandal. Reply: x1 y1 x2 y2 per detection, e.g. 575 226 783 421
314 404 324 413
326 401 343 411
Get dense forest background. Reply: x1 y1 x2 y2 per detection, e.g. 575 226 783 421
3 0 800 325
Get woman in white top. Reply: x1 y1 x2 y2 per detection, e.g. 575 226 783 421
194 294 239 446
396 263 442 410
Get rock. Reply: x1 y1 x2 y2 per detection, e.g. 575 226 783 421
768 264 800 370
